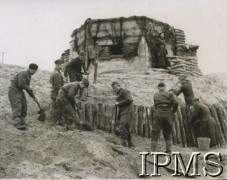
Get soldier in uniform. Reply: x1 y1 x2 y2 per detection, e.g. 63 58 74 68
64 50 88 100
111 82 134 147
49 59 64 125
151 82 178 153
64 50 87 82
171 76 195 106
56 78 89 131
190 98 219 147
8 63 38 130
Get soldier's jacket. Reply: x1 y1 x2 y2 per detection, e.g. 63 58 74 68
190 103 214 123
64 57 86 77
116 88 133 115
190 102 218 147
153 91 178 113
49 68 64 100
172 82 195 105
10 70 34 97
58 82 80 108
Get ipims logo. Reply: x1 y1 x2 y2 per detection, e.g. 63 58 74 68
139 152 223 177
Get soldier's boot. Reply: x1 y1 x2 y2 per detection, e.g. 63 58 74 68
121 139 127 147
151 141 158 151
20 117 27 126
127 134 134 148
165 140 172 153
14 117 26 130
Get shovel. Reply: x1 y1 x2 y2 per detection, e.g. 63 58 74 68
33 97 46 122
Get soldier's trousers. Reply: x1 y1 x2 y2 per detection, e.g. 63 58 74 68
56 90 79 126
50 98 63 123
8 85 27 120
151 107 174 143
116 112 132 141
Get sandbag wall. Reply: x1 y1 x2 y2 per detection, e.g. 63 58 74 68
168 56 203 76
77 102 227 148
174 29 186 55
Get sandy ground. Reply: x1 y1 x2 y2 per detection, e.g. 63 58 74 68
0 64 227 178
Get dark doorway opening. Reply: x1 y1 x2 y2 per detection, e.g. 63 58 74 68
110 45 123 55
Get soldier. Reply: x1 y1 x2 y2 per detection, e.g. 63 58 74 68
151 82 178 153
190 98 218 147
49 59 64 125
64 50 88 82
56 78 89 131
8 63 38 130
171 76 195 106
111 82 134 147
64 50 88 100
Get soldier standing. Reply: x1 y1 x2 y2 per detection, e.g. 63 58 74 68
64 50 88 100
151 82 178 153
190 98 219 147
171 76 195 106
8 63 38 130
49 59 64 125
111 82 134 147
56 78 89 131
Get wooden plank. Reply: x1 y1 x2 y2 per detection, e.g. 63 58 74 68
98 103 104 129
133 105 138 135
174 112 182 145
181 107 192 147
177 109 187 147
215 104 227 143
185 107 197 146
92 103 98 129
209 105 225 146
146 107 152 138
137 105 143 136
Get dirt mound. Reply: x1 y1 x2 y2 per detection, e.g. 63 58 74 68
0 64 227 178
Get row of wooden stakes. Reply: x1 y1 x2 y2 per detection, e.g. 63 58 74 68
76 102 227 148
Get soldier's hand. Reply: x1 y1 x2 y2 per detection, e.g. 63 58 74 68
114 102 119 106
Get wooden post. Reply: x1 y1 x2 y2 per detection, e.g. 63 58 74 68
92 104 98 129
209 105 225 146
215 104 227 143
94 41 99 84
137 106 143 136
177 109 187 147
98 103 104 129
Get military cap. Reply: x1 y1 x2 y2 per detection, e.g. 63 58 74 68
158 82 166 87
29 63 38 70
111 81 120 88
54 59 64 65
82 78 89 87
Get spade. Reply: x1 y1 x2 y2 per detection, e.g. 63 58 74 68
33 97 46 122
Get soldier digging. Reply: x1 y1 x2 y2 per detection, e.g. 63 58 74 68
49 59 64 125
111 82 134 147
64 50 88 100
151 82 178 153
56 78 89 131
190 98 219 147
171 75 195 106
8 63 38 130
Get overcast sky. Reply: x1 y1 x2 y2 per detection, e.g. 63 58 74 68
0 0 226 74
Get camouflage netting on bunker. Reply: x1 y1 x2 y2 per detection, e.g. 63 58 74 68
66 16 201 77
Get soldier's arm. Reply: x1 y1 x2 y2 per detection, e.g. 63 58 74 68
170 92 179 113
117 90 133 106
67 85 76 108
171 86 182 96
52 73 63 92
190 105 201 124
18 72 34 97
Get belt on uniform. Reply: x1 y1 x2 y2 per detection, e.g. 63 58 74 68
156 105 171 109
